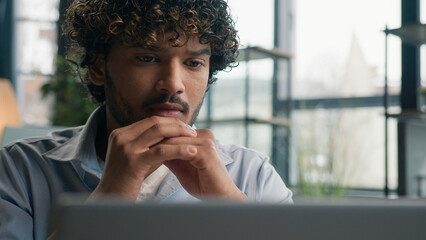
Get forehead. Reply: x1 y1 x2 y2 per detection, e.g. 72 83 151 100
133 30 195 45
128 31 210 52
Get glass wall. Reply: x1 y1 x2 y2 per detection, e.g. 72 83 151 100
197 0 276 157
227 0 275 48
12 0 407 195
291 0 401 194
292 108 398 190
15 0 59 125
293 0 401 99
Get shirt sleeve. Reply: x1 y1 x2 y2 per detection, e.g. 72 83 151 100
256 160 293 204
0 147 35 240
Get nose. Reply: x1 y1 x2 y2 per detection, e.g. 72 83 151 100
155 59 185 95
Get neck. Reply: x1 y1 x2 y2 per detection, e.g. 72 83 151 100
96 104 122 161
95 113 108 161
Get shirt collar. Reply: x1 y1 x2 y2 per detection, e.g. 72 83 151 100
216 140 234 166
43 106 105 163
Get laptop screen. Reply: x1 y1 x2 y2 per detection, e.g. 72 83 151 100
52 197 426 240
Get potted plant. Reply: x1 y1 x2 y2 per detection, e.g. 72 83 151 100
41 56 96 126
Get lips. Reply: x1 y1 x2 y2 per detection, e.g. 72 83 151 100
148 103 185 117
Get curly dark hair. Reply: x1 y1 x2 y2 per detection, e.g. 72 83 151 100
63 0 239 104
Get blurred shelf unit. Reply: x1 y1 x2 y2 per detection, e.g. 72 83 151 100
197 117 291 127
197 46 293 179
387 110 426 123
236 46 292 61
383 24 426 119
384 23 426 197
198 46 293 138
384 23 426 46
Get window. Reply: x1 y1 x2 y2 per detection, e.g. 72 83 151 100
14 0 278 152
197 0 277 157
291 0 401 193
294 0 401 99
12 0 406 195
15 0 59 125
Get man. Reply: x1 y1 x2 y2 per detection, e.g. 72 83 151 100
0 0 293 239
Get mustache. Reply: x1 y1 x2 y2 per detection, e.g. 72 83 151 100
143 94 190 111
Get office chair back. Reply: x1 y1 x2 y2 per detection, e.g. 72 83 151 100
0 78 21 144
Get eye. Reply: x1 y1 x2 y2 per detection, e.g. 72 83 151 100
137 55 159 63
186 60 204 68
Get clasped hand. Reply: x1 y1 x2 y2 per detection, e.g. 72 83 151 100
91 116 247 202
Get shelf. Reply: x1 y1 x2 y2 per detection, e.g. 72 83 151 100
387 110 426 123
383 22 426 197
385 23 426 46
201 45 292 176
237 46 292 61
387 110 426 119
196 117 291 127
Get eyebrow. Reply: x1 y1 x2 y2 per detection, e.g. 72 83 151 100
130 45 211 56
130 44 161 51
189 48 211 56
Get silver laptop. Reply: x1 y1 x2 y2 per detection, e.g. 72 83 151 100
52 197 426 240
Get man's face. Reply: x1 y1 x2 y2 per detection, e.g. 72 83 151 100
99 34 211 128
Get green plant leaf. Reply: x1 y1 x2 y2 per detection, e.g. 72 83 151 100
41 55 97 126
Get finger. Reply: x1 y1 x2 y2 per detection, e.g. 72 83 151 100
194 129 215 138
176 143 224 170
130 121 197 150
113 116 192 140
161 135 216 150
161 136 199 145
161 129 216 145
139 144 198 165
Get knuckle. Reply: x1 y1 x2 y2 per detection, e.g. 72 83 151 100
180 145 189 156
109 129 119 140
121 143 133 155
153 146 167 157
204 138 216 148
149 116 161 125
179 123 189 133
150 123 160 131
198 129 213 137
174 117 181 125
109 129 123 143
150 123 167 135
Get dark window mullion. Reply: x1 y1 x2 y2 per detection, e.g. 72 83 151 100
0 0 15 87
281 95 400 110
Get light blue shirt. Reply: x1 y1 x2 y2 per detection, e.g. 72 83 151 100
0 106 293 239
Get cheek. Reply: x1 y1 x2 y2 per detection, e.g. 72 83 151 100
186 76 208 101
112 70 154 97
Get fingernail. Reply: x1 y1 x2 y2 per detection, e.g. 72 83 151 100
188 146 197 154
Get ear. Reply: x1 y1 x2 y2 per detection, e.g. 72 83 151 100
88 55 106 86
